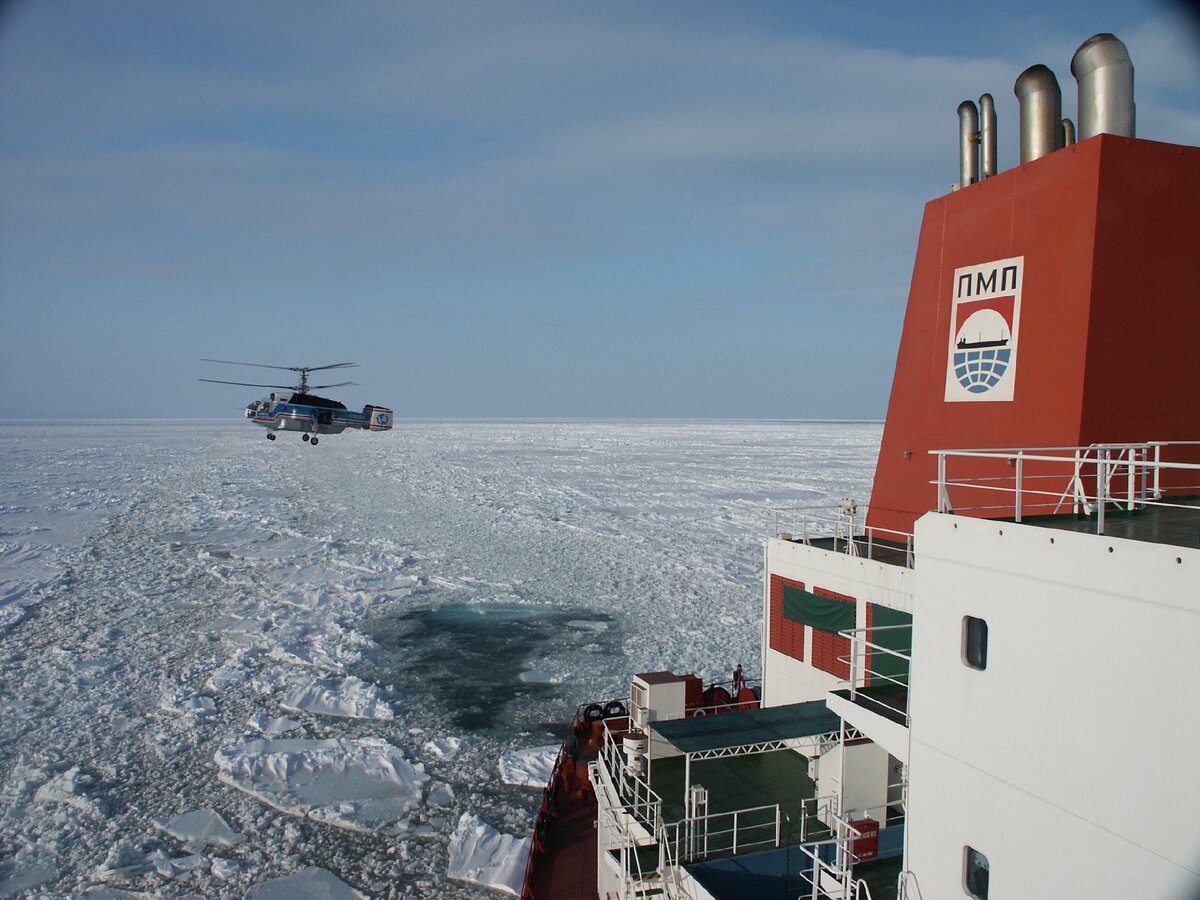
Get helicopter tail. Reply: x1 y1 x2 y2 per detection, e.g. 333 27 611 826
363 405 394 431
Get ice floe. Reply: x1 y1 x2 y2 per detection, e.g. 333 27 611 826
498 745 559 787
423 735 465 759
214 737 430 833
446 813 529 896
279 675 394 720
0 856 59 898
518 667 565 684
246 713 303 736
34 766 108 820
153 808 244 848
245 865 365 899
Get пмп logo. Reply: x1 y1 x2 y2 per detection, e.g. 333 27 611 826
944 256 1023 403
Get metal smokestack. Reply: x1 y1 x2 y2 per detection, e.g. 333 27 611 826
958 100 980 187
1070 33 1135 140
979 93 997 178
1014 64 1063 163
1062 118 1076 147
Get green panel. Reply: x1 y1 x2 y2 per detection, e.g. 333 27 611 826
782 585 856 633
871 606 912 683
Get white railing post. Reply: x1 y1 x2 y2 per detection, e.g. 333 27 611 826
1097 446 1108 533
1014 451 1024 522
1153 443 1163 498
1127 450 1136 511
937 452 949 512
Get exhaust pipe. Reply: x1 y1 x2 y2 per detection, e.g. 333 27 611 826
1014 64 1063 163
1071 33 1135 140
979 94 997 178
958 100 980 187
1062 118 1076 147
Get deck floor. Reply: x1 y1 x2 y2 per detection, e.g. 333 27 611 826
646 748 817 842
1019 497 1200 549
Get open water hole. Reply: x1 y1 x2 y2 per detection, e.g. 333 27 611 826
359 602 619 734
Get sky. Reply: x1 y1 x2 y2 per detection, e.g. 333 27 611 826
1 1 1198 420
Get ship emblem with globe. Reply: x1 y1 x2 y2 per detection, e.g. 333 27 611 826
952 307 1012 393
944 257 1023 403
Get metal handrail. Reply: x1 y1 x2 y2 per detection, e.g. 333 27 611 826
932 441 1200 534
772 503 915 567
662 803 782 863
840 624 912 723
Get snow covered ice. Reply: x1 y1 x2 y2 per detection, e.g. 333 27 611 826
0 419 878 896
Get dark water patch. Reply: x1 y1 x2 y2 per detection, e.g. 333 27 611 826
359 603 618 733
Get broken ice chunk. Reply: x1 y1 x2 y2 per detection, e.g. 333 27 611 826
214 737 430 834
153 809 244 849
497 746 558 787
446 813 529 896
279 675 393 720
245 865 365 899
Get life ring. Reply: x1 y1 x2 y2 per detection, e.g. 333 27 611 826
583 703 604 722
603 700 627 718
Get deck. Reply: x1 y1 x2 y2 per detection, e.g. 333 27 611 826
1016 496 1200 550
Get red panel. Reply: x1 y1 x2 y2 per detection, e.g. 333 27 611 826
866 136 1200 536
811 627 850 679
768 574 806 662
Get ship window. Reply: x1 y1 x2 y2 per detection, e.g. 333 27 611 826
963 616 988 670
964 846 989 899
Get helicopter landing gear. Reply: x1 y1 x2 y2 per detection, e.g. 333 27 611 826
310 436 319 446
302 433 310 442
267 433 277 441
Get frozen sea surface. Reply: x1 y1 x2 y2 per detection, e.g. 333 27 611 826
0 419 879 897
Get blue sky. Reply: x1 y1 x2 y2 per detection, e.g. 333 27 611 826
2 2 1198 419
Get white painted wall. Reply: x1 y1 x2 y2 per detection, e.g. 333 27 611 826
818 740 891 826
906 513 1200 899
763 537 912 707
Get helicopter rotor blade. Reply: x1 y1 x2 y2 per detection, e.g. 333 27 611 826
308 381 357 390
201 358 299 373
199 378 295 389
201 358 358 374
305 362 358 372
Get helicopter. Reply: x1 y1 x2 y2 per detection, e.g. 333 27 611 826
201 359 393 445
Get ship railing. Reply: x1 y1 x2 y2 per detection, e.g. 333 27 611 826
772 504 915 568
932 441 1200 535
798 794 839 842
594 775 666 900
660 803 782 864
793 834 856 900
840 624 912 726
898 869 926 900
596 715 663 836
791 808 882 898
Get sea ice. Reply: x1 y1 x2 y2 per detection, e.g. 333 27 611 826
446 813 529 896
34 766 107 820
214 737 430 833
423 736 465 759
518 668 565 684
0 419 882 896
0 856 59 898
153 808 244 848
246 713 303 736
279 675 394 720
245 865 365 899
159 692 218 719
497 745 559 787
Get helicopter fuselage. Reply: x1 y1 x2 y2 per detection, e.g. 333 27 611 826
246 392 393 436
